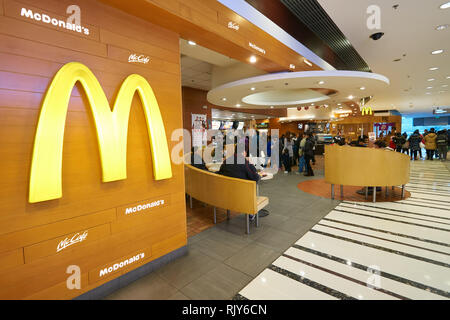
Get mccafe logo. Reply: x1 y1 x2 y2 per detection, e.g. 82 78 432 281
128 54 150 64
29 62 172 203
57 231 88 253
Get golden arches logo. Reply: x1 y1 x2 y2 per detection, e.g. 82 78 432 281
361 106 373 115
29 62 172 203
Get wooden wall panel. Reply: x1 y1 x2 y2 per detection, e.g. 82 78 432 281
0 0 186 299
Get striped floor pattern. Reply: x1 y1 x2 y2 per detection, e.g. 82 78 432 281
236 161 450 300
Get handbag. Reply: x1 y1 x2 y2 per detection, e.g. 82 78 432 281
419 142 425 149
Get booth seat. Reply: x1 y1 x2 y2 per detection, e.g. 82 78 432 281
184 164 269 234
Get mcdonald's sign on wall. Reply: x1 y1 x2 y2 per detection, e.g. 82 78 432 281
0 0 186 300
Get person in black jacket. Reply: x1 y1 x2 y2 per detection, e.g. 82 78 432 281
190 146 207 170
218 146 261 183
303 132 315 177
393 132 406 153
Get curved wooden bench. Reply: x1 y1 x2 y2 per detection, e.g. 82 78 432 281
184 164 269 234
325 145 410 202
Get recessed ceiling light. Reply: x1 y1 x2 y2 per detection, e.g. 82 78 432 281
250 87 256 91
222 98 227 101
289 64 296 69
428 78 436 81
348 95 354 99
188 40 197 46
303 59 313 67
360 87 366 90
318 81 325 85
427 86 433 89
429 67 439 71
447 76 450 79
431 49 444 55
436 24 449 30
249 56 257 63
270 106 274 109
337 103 342 106
440 2 450 9
236 104 241 107
426 92 431 95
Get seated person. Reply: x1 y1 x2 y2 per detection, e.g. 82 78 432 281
218 146 262 220
218 146 261 183
190 146 207 170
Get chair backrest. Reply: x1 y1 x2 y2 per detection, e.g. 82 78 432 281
325 145 410 187
185 164 258 214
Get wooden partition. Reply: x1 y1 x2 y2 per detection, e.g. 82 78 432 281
325 145 410 187
0 0 186 299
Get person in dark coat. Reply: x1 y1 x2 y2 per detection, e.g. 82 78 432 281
408 130 422 160
218 147 261 183
303 132 315 176
190 146 207 170
436 129 448 161
393 132 406 153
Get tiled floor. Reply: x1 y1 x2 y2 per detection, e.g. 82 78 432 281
105 158 341 300
236 160 450 300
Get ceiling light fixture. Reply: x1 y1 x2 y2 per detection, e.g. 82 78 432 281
443 84 449 87
188 40 196 46
436 24 449 30
249 56 257 63
270 106 274 109
348 95 354 99
303 58 313 67
360 87 366 90
222 98 227 101
250 87 256 91
440 2 450 9
429 67 439 71
428 78 436 81
431 49 444 55
318 81 325 85
236 104 241 107
427 86 433 89
289 64 296 69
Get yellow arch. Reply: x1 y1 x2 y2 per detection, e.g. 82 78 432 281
29 62 172 203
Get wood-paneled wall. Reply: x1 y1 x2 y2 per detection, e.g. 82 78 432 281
0 0 186 299
100 0 323 73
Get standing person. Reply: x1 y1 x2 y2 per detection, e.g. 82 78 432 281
408 130 422 160
284 135 294 166
297 133 306 174
424 128 437 160
436 129 448 161
303 133 315 177
293 133 300 167
281 148 291 173
393 132 405 153
401 132 409 155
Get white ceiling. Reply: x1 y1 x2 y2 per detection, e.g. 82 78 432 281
181 55 213 91
318 0 450 114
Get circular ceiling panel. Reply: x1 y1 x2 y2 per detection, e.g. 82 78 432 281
242 88 330 106
207 70 390 110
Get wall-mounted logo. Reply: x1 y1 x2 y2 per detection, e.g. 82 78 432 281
128 54 150 64
248 42 266 55
99 252 145 278
125 199 165 215
361 106 373 115
227 21 239 31
29 62 173 203
20 7 90 35
57 231 88 252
